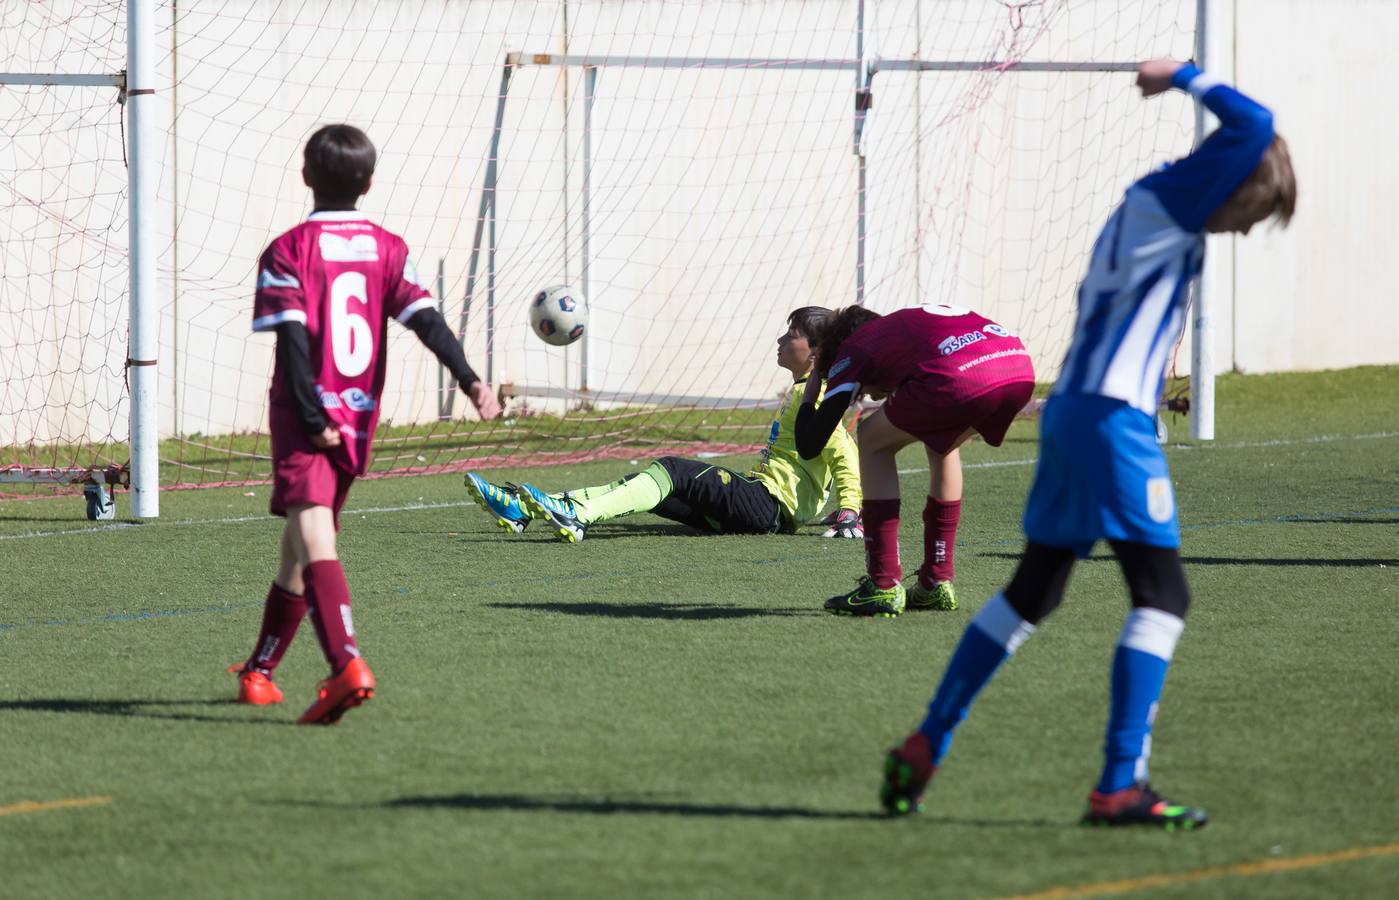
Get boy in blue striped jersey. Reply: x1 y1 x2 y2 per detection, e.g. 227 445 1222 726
880 59 1296 827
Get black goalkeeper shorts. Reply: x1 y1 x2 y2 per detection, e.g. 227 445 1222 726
651 456 783 535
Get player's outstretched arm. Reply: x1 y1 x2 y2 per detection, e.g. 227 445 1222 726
1136 58 1276 232
403 308 501 420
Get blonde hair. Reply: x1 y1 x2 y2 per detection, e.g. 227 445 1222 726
1229 134 1297 228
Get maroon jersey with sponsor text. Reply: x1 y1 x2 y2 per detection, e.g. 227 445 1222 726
824 304 1034 405
252 211 435 475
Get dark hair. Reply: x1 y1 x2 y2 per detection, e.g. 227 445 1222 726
813 305 881 377
786 306 832 341
303 124 376 204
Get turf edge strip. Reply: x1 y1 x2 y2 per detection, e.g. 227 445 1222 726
993 840 1399 899
0 796 113 818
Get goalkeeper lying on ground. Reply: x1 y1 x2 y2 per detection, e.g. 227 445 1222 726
463 306 863 542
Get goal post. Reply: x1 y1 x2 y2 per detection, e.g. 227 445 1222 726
0 0 161 515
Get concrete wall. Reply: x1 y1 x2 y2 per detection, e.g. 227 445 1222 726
2 0 1393 445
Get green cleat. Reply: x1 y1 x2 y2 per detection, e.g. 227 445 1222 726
1081 783 1209 831
823 577 905 617
907 579 957 611
880 732 936 816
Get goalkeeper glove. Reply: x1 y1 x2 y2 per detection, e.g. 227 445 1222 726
820 508 864 539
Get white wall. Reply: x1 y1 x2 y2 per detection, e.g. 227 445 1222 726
2 0 1393 446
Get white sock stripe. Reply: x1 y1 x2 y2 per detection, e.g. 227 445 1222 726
1119 608 1185 660
970 593 1036 654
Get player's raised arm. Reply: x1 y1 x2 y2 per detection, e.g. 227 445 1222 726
1136 58 1291 234
386 250 501 421
401 306 501 420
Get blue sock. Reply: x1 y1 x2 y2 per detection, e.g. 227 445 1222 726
1097 608 1185 794
918 593 1036 764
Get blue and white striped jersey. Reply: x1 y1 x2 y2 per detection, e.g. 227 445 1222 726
1054 64 1275 414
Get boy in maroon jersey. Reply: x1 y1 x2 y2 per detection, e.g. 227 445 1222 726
794 304 1035 616
232 124 501 724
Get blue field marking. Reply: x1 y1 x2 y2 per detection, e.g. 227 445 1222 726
0 601 262 634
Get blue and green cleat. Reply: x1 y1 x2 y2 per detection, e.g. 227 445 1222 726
1082 783 1209 831
824 577 905 617
517 483 587 543
464 472 532 535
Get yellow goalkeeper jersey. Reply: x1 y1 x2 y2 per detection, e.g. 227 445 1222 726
749 377 861 528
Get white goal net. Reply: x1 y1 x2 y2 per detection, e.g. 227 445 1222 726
0 0 1198 499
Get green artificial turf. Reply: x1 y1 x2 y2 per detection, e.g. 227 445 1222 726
1 366 1396 899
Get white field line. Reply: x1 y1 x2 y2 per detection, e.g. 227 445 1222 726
5 430 1397 542
0 500 475 542
896 429 1399 475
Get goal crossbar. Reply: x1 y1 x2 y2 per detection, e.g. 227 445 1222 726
505 53 1140 75
0 72 124 87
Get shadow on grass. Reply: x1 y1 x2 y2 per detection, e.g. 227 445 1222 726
0 697 293 726
1184 555 1397 567
975 550 1397 568
485 601 814 620
451 522 717 543
385 792 1059 828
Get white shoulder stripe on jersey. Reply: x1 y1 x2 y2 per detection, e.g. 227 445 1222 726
919 303 972 317
252 309 308 332
1184 70 1224 98
258 269 300 290
823 382 858 398
395 297 437 324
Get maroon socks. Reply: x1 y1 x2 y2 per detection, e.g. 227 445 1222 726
918 497 962 586
303 560 360 675
862 498 903 589
247 582 308 675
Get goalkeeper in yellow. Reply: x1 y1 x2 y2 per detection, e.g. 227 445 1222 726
463 307 863 541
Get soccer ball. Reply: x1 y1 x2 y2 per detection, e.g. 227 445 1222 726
528 285 588 347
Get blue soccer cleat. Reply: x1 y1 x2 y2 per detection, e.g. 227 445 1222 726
464 472 532 535
517 483 587 543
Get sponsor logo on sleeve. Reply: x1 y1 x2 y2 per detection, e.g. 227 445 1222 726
403 256 429 289
258 269 300 290
827 357 852 378
983 323 1014 338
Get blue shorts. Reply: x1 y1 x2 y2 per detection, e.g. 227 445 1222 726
1022 393 1178 558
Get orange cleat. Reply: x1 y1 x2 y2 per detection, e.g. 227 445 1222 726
228 661 284 705
297 658 375 725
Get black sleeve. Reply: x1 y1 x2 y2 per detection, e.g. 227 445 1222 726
794 390 853 460
274 321 329 436
403 308 481 394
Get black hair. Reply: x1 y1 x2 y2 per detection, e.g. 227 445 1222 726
813 305 881 377
785 306 832 341
303 124 376 205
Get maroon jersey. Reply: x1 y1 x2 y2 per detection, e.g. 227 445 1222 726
253 211 435 475
824 304 1034 405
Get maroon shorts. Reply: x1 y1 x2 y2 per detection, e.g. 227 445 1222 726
268 405 356 530
884 378 1036 455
